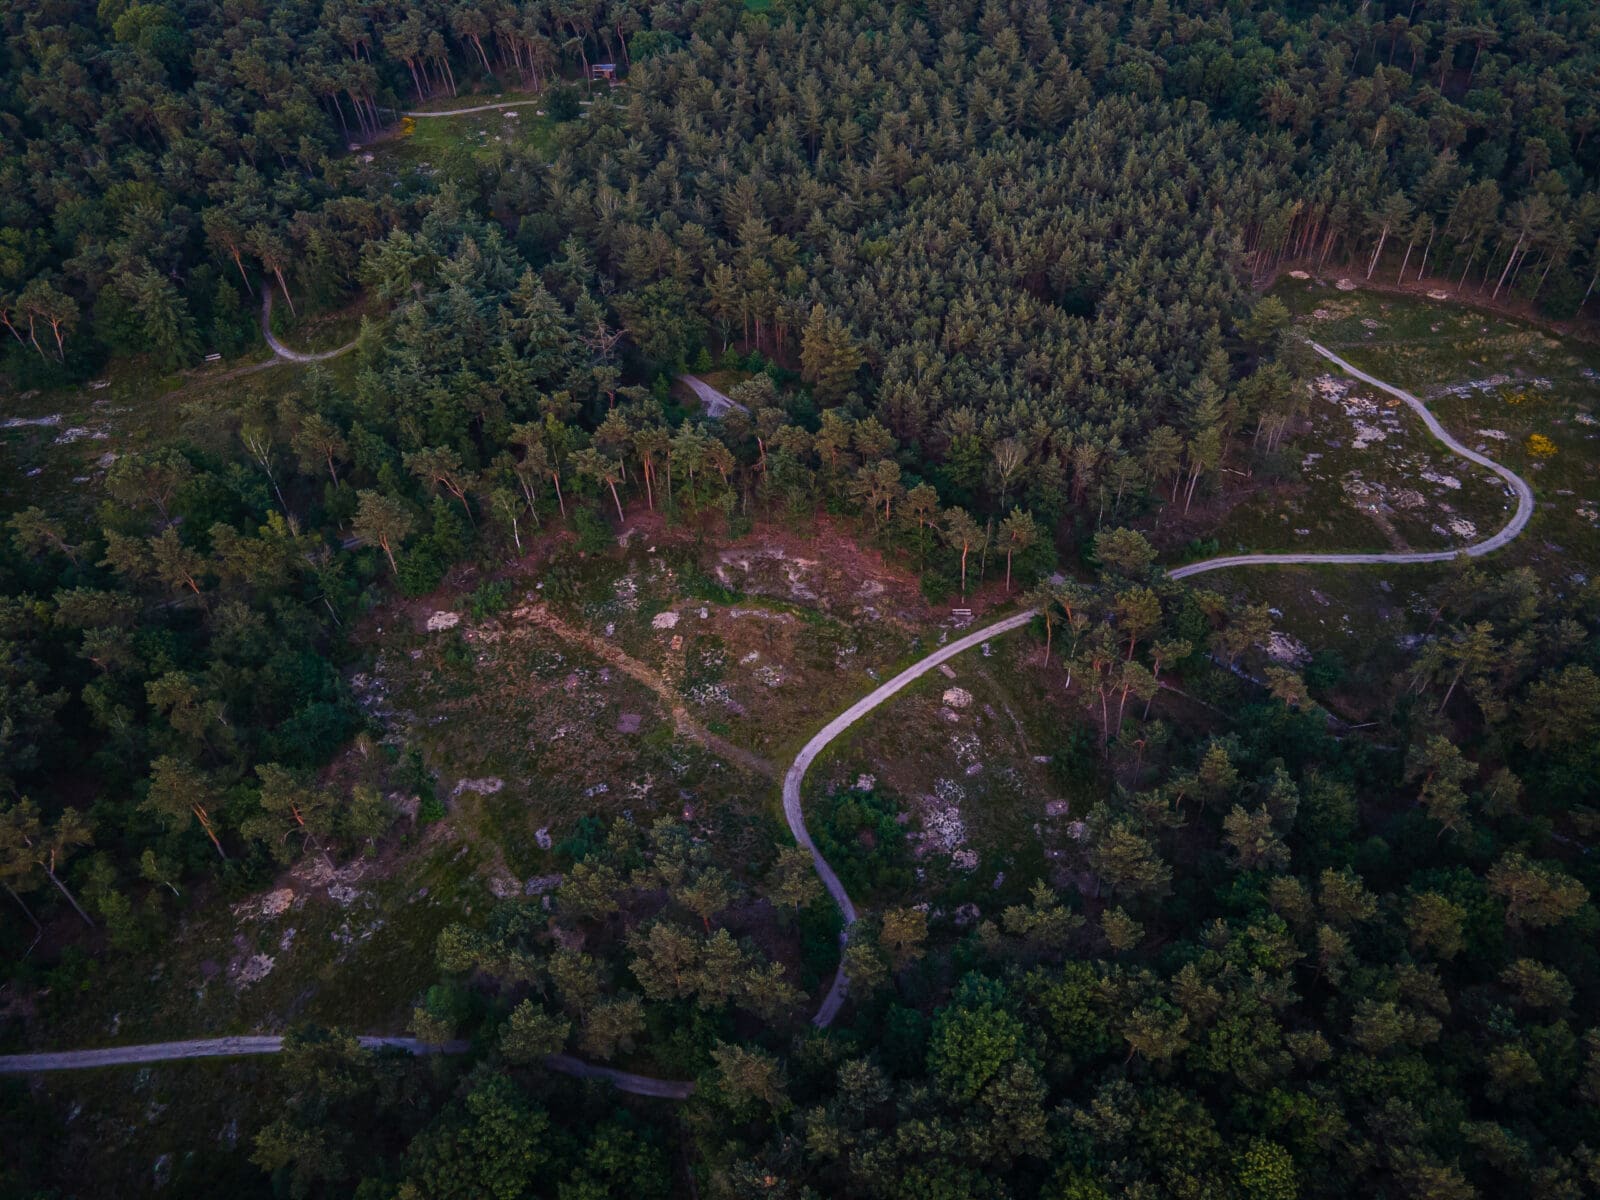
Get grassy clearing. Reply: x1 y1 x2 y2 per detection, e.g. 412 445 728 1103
1210 374 1513 556
4 350 365 530
1274 280 1600 585
362 98 559 181
29 836 487 1052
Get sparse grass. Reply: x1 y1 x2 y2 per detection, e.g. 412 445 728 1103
801 625 1071 915
32 1057 288 1197
30 839 486 1052
1274 281 1600 585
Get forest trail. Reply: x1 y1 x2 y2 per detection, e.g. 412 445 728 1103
782 609 1040 1027
679 375 750 419
2 348 1531 1093
1168 342 1535 578
401 99 545 118
260 290 359 364
0 1035 463 1071
781 340 1535 1026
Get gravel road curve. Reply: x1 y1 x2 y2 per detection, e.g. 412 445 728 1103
784 609 1040 1026
260 290 358 364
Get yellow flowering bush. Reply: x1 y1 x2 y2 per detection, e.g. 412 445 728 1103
400 116 417 138
1526 433 1557 458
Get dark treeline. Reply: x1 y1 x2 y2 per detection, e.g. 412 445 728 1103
2 0 1598 382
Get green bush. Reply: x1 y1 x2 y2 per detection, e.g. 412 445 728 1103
546 84 581 121
468 579 513 619
919 568 956 605
571 504 614 554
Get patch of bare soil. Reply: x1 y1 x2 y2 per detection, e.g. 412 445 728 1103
513 601 775 778
711 519 931 621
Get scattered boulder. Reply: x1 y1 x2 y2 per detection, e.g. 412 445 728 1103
426 611 461 632
651 610 679 630
232 954 276 988
1265 631 1312 666
942 687 973 709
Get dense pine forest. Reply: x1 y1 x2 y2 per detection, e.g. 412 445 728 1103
3 1 1600 1197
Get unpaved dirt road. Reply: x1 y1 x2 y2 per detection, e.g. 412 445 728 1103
0 1038 692 1098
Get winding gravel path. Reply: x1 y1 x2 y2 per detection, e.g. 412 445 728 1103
784 611 1039 1026
0 341 1532 1092
782 339 1536 1024
0 1038 691 1097
1169 343 1534 579
260 290 358 364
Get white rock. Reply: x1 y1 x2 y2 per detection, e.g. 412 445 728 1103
942 687 973 709
426 611 461 631
651 610 679 630
233 954 275 987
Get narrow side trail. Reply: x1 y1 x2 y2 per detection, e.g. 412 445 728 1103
0 342 1532 1095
